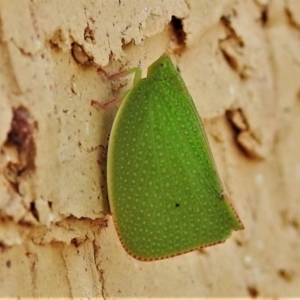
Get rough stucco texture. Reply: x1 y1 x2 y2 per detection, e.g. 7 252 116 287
0 0 300 297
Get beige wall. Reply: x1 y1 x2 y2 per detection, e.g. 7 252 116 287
0 0 300 297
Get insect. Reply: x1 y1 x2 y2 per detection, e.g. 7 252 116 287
103 53 243 261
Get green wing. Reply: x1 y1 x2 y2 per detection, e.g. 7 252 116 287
107 54 243 260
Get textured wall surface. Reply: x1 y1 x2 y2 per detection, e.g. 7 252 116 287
0 0 300 297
